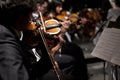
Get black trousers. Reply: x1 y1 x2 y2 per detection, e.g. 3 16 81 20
60 42 88 80
41 43 88 80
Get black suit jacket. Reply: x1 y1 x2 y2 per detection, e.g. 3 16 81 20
0 25 29 80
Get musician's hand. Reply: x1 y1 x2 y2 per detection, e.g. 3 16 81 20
50 43 61 56
50 34 65 56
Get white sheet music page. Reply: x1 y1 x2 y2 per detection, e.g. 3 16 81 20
91 28 120 66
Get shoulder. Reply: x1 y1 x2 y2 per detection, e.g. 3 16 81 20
0 25 18 42
0 25 11 34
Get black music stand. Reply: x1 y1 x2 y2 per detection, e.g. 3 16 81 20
107 21 120 28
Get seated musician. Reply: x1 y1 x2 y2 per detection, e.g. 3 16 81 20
79 8 102 41
0 0 38 80
21 20 88 80
48 1 89 80
22 0 88 80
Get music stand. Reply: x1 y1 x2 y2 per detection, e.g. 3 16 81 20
107 21 120 80
108 21 120 28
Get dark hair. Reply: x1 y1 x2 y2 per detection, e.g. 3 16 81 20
35 0 48 5
48 1 62 13
0 0 35 27
33 0 48 11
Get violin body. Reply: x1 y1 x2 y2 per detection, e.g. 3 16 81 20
45 19 61 35
55 11 79 23
23 19 60 48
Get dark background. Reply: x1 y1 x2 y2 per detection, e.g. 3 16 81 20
62 0 111 12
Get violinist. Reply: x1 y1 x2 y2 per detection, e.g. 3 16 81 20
49 0 84 42
0 0 36 80
18 0 74 80
44 1 89 80
48 0 63 20
48 0 73 42
25 0 88 80
32 0 50 22
79 8 102 41
21 18 75 80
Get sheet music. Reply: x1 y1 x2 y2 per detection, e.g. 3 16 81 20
91 28 120 66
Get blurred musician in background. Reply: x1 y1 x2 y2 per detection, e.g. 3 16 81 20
33 0 49 20
48 0 63 17
47 1 89 80
48 0 82 42
78 8 102 41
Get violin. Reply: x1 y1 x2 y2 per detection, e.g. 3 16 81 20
55 11 80 23
69 13 79 23
32 12 62 35
22 18 61 47
44 19 61 35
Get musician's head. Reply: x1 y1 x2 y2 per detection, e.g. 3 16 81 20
22 29 40 48
80 8 102 25
35 0 49 15
49 0 63 14
0 0 35 31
